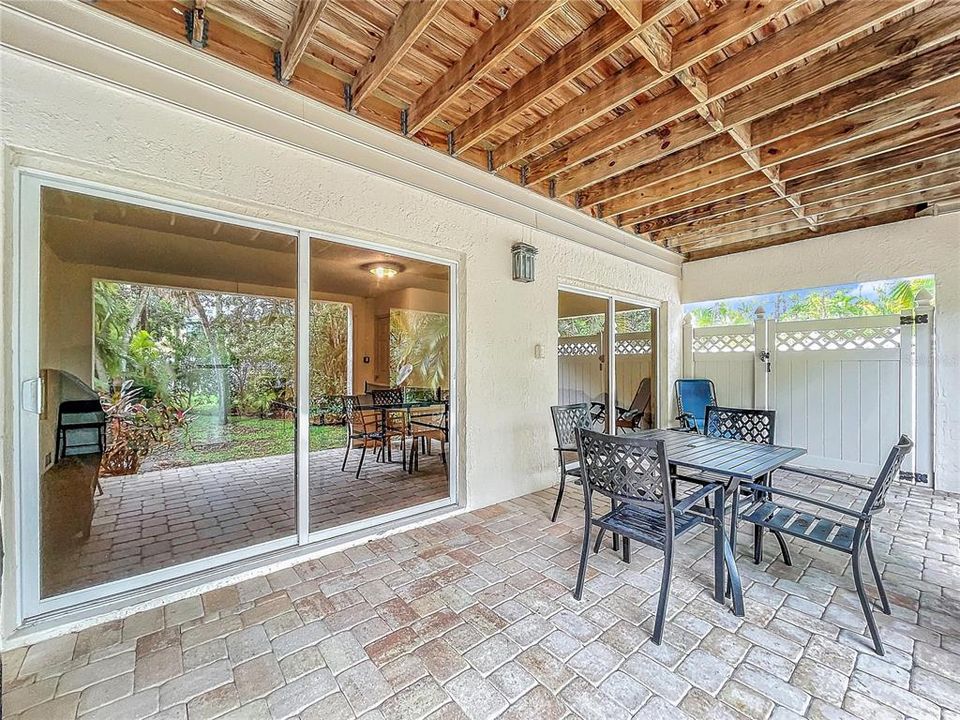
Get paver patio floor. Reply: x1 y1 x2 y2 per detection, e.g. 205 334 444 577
8 470 958 719
43 447 448 597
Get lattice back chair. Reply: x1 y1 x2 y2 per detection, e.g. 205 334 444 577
409 403 448 473
739 435 913 655
674 378 717 432
341 395 401 478
549 403 591 523
698 406 792 573
370 387 409 467
573 429 743 644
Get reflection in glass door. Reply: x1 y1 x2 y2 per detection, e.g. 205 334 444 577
557 290 609 428
33 186 298 600
613 301 658 433
307 239 453 534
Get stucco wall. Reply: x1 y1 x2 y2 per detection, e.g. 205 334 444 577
681 215 960 493
0 10 681 638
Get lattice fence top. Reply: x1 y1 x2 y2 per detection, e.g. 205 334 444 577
614 337 652 355
692 332 755 353
558 339 600 356
777 325 901 352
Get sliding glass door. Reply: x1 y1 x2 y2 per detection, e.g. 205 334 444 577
557 288 659 432
17 173 456 618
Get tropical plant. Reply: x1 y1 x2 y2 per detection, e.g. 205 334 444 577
887 277 935 312
390 309 449 388
100 380 189 476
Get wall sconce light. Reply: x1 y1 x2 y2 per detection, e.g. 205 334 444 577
363 262 404 279
511 242 537 283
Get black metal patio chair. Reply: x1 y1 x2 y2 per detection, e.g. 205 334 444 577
549 403 592 523
408 403 448 472
738 435 913 655
573 428 744 644
676 405 792 568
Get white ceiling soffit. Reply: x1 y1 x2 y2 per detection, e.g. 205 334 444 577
0 2 682 277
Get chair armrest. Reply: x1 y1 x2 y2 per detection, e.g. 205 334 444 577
555 446 577 453
674 482 722 515
740 482 867 519
777 465 874 491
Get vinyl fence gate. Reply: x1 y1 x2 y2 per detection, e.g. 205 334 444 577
682 297 935 485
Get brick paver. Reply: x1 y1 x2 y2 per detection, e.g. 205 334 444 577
6 470 958 719
44 447 448 596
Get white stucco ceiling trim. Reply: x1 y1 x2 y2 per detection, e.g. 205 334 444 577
0 1 682 277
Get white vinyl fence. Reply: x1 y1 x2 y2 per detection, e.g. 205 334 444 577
683 295 935 484
559 332 653 408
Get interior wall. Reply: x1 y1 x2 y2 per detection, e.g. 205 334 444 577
681 214 960 494
0 25 682 639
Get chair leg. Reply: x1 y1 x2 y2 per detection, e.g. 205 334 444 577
574 517 592 601
551 475 566 523
866 533 891 615
611 499 620 552
593 529 606 555
355 445 367 479
727 491 740 599
341 442 351 472
772 530 793 566
714 501 725 605
622 537 631 564
722 531 745 617
652 542 673 645
853 545 885 655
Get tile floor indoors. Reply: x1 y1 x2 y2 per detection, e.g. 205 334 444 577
6 469 958 720
44 447 449 597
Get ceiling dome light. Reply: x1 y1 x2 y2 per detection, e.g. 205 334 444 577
364 262 404 279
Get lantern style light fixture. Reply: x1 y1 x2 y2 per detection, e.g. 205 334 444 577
363 261 404 279
511 242 537 283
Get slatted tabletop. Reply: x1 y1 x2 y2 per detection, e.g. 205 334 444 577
625 429 806 480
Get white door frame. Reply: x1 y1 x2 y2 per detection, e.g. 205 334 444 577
13 168 458 624
557 283 662 431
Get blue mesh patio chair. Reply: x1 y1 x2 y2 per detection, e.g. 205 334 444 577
675 378 717 432
739 435 913 655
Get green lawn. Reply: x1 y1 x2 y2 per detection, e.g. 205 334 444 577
143 413 346 470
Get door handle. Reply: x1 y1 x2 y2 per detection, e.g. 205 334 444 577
21 376 43 414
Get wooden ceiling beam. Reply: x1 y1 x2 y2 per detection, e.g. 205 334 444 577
405 0 565 135
277 0 330 83
618 172 772 226
685 208 918 261
575 132 743 206
453 11 636 154
492 58 662 169
635 187 783 235
529 0 933 196
605 0 688 29
670 0 799 70
723 3 960 128
603 155 756 218
760 74 960 167
752 38 960 148
350 1 447 109
779 108 960 183
654 139 960 243
670 160 960 249
526 84 701 186
205 0 286 39
683 185 959 256
707 0 922 99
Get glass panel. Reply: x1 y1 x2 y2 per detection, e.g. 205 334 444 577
614 301 657 432
557 290 608 428
308 240 451 533
38 187 297 598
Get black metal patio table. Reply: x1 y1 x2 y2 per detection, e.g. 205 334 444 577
622 428 806 591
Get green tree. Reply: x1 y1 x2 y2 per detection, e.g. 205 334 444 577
390 310 449 388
